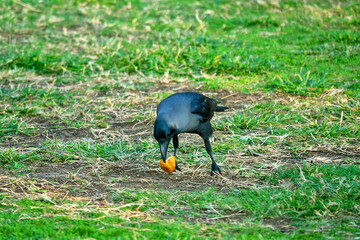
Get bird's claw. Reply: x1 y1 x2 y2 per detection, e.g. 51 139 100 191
211 162 222 176
175 161 182 172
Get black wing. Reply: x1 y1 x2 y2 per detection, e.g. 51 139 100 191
190 94 216 122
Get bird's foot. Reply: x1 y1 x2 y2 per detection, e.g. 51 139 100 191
175 161 182 172
211 162 222 176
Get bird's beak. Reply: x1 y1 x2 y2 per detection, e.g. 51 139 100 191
159 139 170 162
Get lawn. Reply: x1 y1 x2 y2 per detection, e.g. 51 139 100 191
0 0 359 239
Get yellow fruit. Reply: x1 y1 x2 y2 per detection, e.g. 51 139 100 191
159 156 176 174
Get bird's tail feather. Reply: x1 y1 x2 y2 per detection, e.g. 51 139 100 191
215 106 228 112
210 97 228 112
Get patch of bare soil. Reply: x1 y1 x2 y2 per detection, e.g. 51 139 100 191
1 83 357 196
0 159 257 200
1 149 355 200
0 85 266 148
0 150 354 230
261 217 297 233
1 83 358 231
0 118 151 148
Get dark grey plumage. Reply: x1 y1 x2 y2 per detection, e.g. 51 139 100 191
154 92 228 175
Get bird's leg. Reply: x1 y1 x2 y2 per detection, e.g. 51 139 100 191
173 135 182 172
173 135 179 157
203 137 222 176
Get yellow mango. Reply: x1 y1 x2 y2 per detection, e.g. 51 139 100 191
159 156 176 174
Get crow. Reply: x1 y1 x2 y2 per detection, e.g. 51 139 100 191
154 92 228 175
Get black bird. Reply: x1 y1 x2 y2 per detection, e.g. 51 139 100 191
153 92 228 175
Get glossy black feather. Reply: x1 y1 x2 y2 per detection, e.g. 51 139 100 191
154 92 228 175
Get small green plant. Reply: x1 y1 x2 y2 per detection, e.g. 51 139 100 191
266 71 329 95
0 116 36 137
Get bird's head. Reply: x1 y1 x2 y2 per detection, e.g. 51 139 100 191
154 118 176 162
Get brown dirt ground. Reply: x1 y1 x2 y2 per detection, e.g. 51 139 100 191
1 85 359 230
1 86 358 194
0 88 267 192
1 86 266 148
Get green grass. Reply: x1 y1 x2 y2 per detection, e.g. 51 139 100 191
1 197 286 239
0 116 36 137
1 0 359 239
215 100 360 151
1 164 359 239
1 1 359 94
0 138 143 167
112 164 360 218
